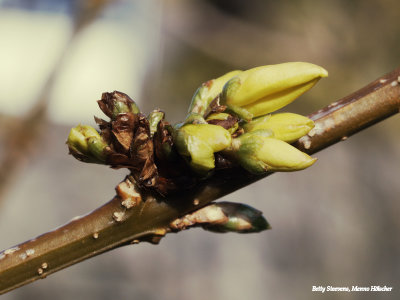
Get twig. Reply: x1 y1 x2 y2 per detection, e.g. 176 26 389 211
0 67 399 294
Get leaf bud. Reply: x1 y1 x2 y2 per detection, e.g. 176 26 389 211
205 202 270 233
67 125 108 164
98 91 140 119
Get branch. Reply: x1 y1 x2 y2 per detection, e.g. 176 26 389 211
0 67 399 294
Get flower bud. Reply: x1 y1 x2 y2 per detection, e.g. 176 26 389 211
188 70 242 115
221 62 328 117
243 113 314 143
67 125 108 164
233 130 316 174
174 124 232 175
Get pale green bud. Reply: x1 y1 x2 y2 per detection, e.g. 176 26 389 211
148 110 165 136
233 130 316 174
188 70 242 115
67 125 108 164
201 202 270 233
243 113 314 143
174 124 232 175
221 62 328 117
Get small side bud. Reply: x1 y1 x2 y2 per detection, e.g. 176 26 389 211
202 202 270 233
174 124 232 175
98 91 140 119
188 70 242 115
170 202 270 233
67 125 108 164
243 113 314 143
221 62 328 117
233 131 316 174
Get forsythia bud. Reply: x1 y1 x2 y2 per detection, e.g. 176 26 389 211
67 125 108 164
148 110 165 136
98 91 140 119
232 130 316 174
221 62 328 117
188 70 242 115
201 202 270 233
243 113 315 143
174 124 232 175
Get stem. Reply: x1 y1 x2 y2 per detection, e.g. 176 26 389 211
1 67 399 294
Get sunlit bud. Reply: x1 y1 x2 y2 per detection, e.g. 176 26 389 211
233 130 316 174
148 110 165 136
243 113 314 143
67 125 108 164
174 124 232 175
171 202 270 233
206 112 239 134
98 91 140 119
200 202 270 233
188 70 242 115
221 62 328 117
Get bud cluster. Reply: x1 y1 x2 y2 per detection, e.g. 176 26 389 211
67 62 328 195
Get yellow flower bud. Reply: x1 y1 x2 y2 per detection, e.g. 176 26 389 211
221 62 328 117
188 70 242 115
243 113 314 143
233 130 316 174
174 124 232 174
67 125 108 163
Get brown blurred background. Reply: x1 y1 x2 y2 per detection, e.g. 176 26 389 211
0 0 399 299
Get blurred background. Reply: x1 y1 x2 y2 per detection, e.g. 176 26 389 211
0 0 399 299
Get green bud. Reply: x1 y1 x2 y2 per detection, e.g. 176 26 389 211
174 124 232 175
67 125 108 164
221 62 328 117
233 130 316 174
188 70 242 115
243 113 314 143
201 202 270 233
98 91 140 119
148 110 165 136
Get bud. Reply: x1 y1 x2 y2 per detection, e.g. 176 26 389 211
243 113 314 143
205 202 270 233
67 125 108 164
148 110 165 136
188 70 242 115
221 62 328 117
98 91 140 119
174 124 232 175
233 130 316 174
206 112 239 134
170 202 270 233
